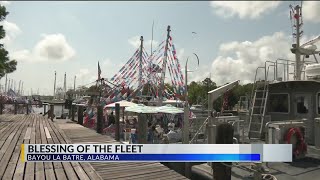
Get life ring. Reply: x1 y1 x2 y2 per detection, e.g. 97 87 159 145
285 127 307 157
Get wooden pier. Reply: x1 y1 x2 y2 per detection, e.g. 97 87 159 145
0 114 188 180
56 119 188 180
0 114 102 180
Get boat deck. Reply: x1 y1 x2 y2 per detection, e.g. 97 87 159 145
55 119 188 180
0 114 102 180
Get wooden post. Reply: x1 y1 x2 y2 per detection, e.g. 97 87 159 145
77 105 83 125
50 104 54 121
138 114 147 144
207 123 216 167
0 103 3 115
115 103 120 141
14 102 18 114
44 104 46 114
212 123 233 180
26 103 29 115
96 106 104 134
71 104 75 121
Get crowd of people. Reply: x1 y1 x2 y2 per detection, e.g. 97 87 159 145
81 97 183 144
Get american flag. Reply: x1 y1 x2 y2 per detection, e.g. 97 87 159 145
98 61 101 80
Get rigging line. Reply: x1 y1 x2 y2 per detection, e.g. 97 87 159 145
79 80 97 87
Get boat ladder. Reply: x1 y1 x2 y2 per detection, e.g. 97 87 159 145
248 80 269 139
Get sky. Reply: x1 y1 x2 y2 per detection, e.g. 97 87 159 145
0 1 319 95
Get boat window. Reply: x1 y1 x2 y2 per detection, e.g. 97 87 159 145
296 96 309 114
269 94 289 113
318 93 320 114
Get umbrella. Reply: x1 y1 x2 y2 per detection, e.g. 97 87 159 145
104 100 136 108
156 104 184 114
125 104 157 114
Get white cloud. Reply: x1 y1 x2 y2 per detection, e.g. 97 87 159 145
0 1 10 6
0 20 22 45
208 32 296 85
11 33 75 62
128 35 159 50
210 1 281 19
303 1 320 23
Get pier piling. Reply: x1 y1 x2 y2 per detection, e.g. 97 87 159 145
14 102 17 115
96 106 104 134
77 105 83 125
49 104 54 121
115 103 120 141
138 114 147 144
212 123 233 180
71 104 75 122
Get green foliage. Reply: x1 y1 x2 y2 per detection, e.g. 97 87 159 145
187 77 253 111
0 5 17 79
87 84 99 92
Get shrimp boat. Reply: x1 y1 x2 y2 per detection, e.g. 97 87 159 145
189 4 320 180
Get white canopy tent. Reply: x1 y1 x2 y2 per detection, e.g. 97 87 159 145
104 100 136 109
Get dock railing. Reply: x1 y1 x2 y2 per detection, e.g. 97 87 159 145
0 102 48 115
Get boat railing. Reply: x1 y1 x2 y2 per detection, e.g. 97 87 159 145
189 117 209 144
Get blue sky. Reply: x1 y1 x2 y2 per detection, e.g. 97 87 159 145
1 1 319 95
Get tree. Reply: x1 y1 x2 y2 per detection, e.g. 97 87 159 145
0 5 17 79
202 77 216 91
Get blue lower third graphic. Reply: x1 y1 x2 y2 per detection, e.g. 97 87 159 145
26 154 260 162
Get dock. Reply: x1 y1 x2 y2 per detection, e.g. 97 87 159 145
0 114 188 180
0 114 102 180
56 119 188 180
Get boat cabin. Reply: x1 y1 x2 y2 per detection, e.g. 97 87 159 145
266 80 320 144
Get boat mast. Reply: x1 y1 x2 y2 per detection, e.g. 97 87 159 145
18 80 21 95
54 71 57 98
291 4 303 80
4 74 7 93
138 36 144 92
21 82 23 95
74 75 76 98
158 25 171 106
64 72 66 99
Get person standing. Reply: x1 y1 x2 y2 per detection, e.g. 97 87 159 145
107 111 115 127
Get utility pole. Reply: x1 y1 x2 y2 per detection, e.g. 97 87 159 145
138 36 144 93
158 25 171 106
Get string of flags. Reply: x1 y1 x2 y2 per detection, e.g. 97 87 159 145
101 34 186 103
